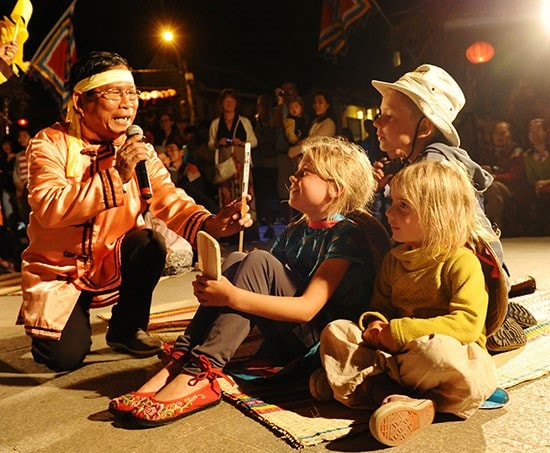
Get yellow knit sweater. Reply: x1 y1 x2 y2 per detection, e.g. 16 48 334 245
361 244 489 350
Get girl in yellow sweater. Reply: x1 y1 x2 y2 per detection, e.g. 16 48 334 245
314 160 508 447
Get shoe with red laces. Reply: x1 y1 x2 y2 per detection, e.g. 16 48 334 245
109 349 189 417
130 355 234 428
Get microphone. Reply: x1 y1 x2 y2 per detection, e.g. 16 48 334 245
126 124 152 200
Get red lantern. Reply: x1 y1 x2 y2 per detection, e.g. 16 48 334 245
465 41 495 64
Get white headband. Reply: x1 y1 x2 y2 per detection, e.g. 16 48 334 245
73 69 135 94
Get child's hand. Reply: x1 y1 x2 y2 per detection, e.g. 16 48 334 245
373 160 392 191
362 319 386 349
362 320 400 354
192 274 234 307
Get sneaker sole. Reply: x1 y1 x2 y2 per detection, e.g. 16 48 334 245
507 302 537 329
486 317 526 353
369 399 435 446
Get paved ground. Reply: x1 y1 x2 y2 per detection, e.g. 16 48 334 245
0 236 548 452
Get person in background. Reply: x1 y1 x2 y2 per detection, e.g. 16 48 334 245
12 128 31 228
176 118 190 135
253 94 279 239
523 118 550 235
182 125 217 203
286 91 337 169
0 137 18 229
272 81 300 223
17 51 252 372
155 112 183 148
142 109 160 145
0 40 18 83
155 146 172 171
0 39 17 226
285 96 308 164
109 136 382 429
0 41 21 273
309 91 336 138
478 121 527 236
166 141 218 213
315 160 507 447
0 138 22 273
208 88 258 221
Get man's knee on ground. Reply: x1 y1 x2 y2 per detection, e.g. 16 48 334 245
31 338 91 372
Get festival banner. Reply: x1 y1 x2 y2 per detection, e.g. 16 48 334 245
318 0 371 58
29 0 77 109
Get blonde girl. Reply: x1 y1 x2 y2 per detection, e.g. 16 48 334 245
317 160 507 447
110 136 383 427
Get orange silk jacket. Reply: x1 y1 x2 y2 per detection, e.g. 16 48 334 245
17 122 211 340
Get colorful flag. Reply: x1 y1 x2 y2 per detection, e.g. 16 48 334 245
319 0 372 58
30 0 77 109
0 0 33 81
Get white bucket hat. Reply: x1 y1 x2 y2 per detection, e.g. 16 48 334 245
372 64 465 147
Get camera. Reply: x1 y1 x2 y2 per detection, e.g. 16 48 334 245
226 138 232 145
382 157 408 175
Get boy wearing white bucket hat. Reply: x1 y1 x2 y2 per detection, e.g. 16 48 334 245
370 64 510 264
371 64 493 204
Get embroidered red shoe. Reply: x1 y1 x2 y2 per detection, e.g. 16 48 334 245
109 391 156 417
109 350 189 417
130 355 234 428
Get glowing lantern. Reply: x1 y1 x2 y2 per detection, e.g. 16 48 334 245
465 41 495 64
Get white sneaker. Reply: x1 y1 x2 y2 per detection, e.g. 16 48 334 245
369 394 435 446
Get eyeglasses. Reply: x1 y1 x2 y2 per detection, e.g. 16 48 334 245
91 88 141 101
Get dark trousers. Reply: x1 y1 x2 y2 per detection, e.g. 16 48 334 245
31 229 166 371
174 250 314 374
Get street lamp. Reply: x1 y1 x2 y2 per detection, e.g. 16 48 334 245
160 27 196 124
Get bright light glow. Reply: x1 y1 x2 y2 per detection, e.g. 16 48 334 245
162 30 174 42
139 89 177 102
357 110 364 120
543 0 550 32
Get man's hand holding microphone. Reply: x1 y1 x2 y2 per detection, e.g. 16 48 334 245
116 125 153 200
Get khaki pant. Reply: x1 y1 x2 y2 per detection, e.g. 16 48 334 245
320 320 497 419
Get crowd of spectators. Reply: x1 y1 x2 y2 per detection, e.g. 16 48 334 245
1 80 549 274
